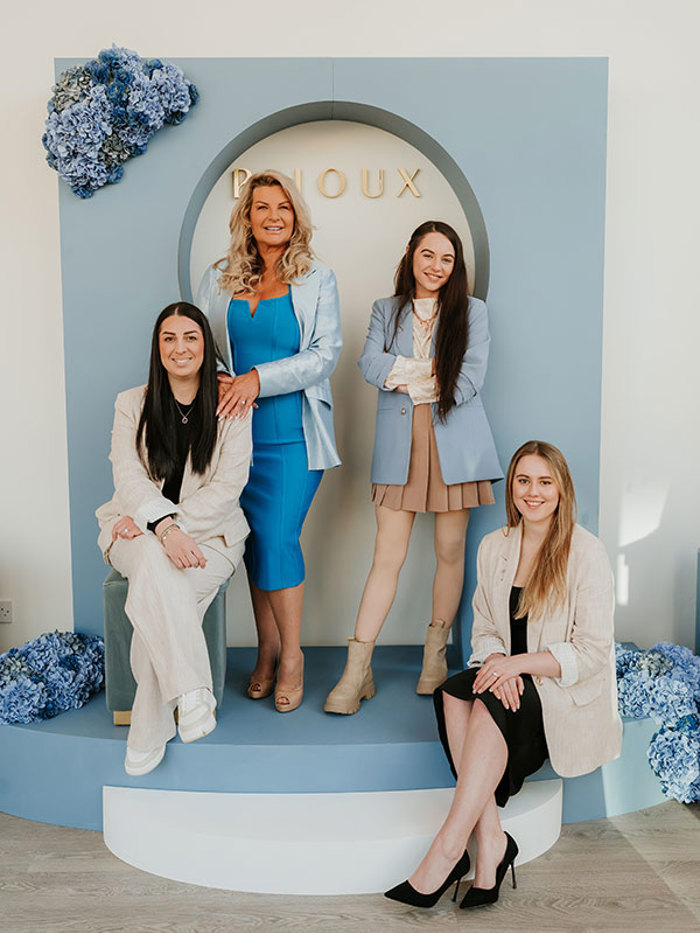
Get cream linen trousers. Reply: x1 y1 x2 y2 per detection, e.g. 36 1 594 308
109 533 244 753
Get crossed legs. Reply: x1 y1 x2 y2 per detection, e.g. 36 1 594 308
410 693 508 894
110 535 235 753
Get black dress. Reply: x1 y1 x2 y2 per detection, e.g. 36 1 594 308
433 587 549 807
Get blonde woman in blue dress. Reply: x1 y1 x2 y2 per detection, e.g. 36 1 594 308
197 170 342 712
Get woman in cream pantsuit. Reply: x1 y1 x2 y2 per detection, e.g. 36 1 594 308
97 303 251 776
385 440 622 910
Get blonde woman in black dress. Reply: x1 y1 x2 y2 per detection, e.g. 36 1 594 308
385 440 621 909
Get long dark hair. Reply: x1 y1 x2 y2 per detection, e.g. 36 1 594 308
392 221 470 421
136 302 219 479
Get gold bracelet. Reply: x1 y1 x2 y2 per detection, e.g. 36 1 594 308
159 523 180 545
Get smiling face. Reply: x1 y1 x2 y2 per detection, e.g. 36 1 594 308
511 454 561 527
248 184 295 250
158 314 205 384
411 231 456 299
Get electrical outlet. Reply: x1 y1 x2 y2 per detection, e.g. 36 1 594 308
0 601 12 623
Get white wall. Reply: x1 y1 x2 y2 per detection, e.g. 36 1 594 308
2 0 698 652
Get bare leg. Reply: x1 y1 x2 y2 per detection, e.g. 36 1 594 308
431 510 470 626
442 692 507 888
248 581 281 685
442 691 472 766
353 505 416 643
472 798 507 888
409 699 507 894
266 582 305 704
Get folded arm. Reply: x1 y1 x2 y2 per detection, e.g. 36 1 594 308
453 299 491 406
385 356 438 403
358 300 400 390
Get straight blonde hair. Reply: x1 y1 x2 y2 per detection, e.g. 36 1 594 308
215 170 313 296
505 440 576 620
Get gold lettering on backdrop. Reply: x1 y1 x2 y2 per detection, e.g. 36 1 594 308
318 168 347 199
396 168 421 198
232 168 252 199
361 168 384 199
230 167 423 199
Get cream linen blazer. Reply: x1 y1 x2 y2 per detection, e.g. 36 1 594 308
96 386 252 566
469 523 623 778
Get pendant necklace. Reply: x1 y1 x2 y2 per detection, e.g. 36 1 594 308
174 398 195 424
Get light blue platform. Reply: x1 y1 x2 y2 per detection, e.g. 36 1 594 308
0 646 665 831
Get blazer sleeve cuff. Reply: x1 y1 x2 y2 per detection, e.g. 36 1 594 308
134 497 179 533
468 637 507 667
384 355 408 389
546 642 579 687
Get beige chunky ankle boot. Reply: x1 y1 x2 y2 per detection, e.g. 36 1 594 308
416 620 450 694
324 638 376 715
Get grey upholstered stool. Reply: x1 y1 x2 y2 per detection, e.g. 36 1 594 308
103 569 229 725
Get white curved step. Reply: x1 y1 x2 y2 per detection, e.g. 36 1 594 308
103 780 562 895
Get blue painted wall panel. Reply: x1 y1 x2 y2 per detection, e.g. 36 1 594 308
333 59 608 656
57 58 607 648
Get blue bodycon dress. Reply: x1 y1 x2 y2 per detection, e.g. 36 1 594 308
228 292 323 591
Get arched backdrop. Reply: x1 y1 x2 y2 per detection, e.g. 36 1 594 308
57 57 608 662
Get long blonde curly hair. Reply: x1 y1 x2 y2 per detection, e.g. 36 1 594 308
215 170 314 296
505 440 576 620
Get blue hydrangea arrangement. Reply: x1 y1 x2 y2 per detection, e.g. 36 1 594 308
42 45 199 198
0 631 104 724
616 641 700 803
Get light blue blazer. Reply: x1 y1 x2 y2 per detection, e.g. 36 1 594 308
358 296 503 486
196 260 342 470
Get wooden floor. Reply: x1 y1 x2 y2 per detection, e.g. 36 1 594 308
1 802 699 932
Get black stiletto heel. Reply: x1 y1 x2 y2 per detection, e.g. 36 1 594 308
460 832 518 909
384 849 471 908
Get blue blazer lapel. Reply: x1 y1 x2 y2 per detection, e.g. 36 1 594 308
387 301 413 355
290 265 320 348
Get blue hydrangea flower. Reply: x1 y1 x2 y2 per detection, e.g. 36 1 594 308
43 45 199 197
648 724 700 803
151 62 196 124
654 641 700 702
0 632 104 724
618 641 700 803
615 644 640 677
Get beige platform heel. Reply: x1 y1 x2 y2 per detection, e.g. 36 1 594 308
324 638 376 715
416 619 450 695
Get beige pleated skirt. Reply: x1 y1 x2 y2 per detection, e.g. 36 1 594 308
371 404 495 513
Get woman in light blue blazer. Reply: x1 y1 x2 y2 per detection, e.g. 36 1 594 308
325 221 502 715
197 170 342 712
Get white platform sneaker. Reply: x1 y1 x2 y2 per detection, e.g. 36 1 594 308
124 744 166 776
177 687 217 743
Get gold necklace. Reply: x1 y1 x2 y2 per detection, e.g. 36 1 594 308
413 303 439 327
